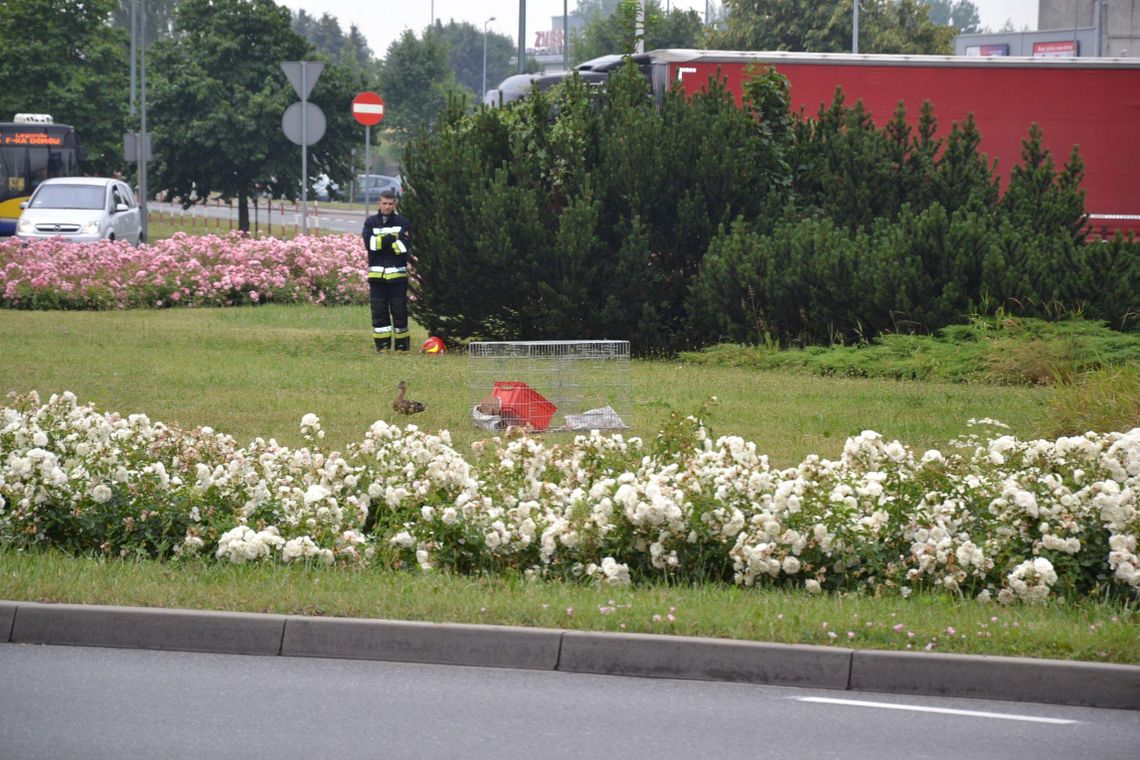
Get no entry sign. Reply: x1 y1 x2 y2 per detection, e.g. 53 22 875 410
352 92 385 126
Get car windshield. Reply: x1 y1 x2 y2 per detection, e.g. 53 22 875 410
30 185 105 210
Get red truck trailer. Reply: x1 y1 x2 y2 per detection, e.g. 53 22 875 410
636 50 1140 237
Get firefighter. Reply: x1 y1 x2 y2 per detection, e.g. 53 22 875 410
361 188 412 352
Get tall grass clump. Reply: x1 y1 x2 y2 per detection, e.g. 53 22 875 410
1047 365 1140 437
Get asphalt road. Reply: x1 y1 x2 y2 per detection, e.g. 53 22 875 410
1 644 1136 760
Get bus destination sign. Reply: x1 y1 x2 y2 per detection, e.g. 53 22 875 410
1 132 64 146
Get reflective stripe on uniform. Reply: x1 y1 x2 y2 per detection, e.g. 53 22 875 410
393 328 410 339
368 265 407 280
373 326 393 335
369 226 407 252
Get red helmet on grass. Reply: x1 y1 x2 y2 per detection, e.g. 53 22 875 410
421 336 447 354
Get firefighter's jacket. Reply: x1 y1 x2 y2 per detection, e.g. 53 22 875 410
362 211 412 281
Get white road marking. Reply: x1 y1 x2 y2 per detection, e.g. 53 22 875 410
797 696 1076 724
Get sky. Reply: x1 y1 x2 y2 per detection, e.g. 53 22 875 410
277 1 1040 60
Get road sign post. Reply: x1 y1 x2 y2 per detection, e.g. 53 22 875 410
281 61 325 234
352 92 385 213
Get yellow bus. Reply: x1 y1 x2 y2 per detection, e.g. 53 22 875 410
0 114 82 237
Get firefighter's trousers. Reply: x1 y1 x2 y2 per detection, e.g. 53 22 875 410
369 277 410 351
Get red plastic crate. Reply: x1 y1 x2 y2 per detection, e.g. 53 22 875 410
492 381 557 431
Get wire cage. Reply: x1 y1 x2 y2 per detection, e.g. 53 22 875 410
467 340 631 432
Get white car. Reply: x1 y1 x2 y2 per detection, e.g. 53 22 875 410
16 177 143 246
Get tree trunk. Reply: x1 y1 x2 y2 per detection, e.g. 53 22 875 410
238 194 250 232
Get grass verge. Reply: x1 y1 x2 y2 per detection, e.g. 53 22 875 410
2 549 1135 664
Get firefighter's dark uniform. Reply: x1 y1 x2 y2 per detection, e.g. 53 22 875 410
361 208 412 351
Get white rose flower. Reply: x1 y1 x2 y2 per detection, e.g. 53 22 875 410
955 541 985 570
600 557 631 585
921 449 945 464
303 483 328 506
884 441 907 462
391 531 416 549
1013 490 1039 517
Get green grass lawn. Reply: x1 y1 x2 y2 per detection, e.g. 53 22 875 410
0 305 1050 466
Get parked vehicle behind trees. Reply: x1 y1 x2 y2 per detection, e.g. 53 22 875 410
352 174 402 204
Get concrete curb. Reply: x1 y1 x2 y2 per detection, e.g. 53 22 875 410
10 602 286 656
0 600 16 642
850 649 1140 710
282 616 562 670
560 630 852 690
3 600 1137 710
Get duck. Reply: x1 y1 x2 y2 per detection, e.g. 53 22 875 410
392 380 425 415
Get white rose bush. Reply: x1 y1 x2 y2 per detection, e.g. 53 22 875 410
2 391 1138 605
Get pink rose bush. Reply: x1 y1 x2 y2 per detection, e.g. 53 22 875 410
0 233 367 310
1 390 1138 604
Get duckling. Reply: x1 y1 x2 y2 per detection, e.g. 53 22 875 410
392 380 425 415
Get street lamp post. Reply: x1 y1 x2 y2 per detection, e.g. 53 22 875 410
482 16 496 100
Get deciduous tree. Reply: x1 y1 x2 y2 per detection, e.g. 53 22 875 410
111 0 181 41
712 0 955 54
0 0 128 174
571 0 704 62
921 0 981 33
149 0 361 230
430 20 516 98
375 29 466 137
